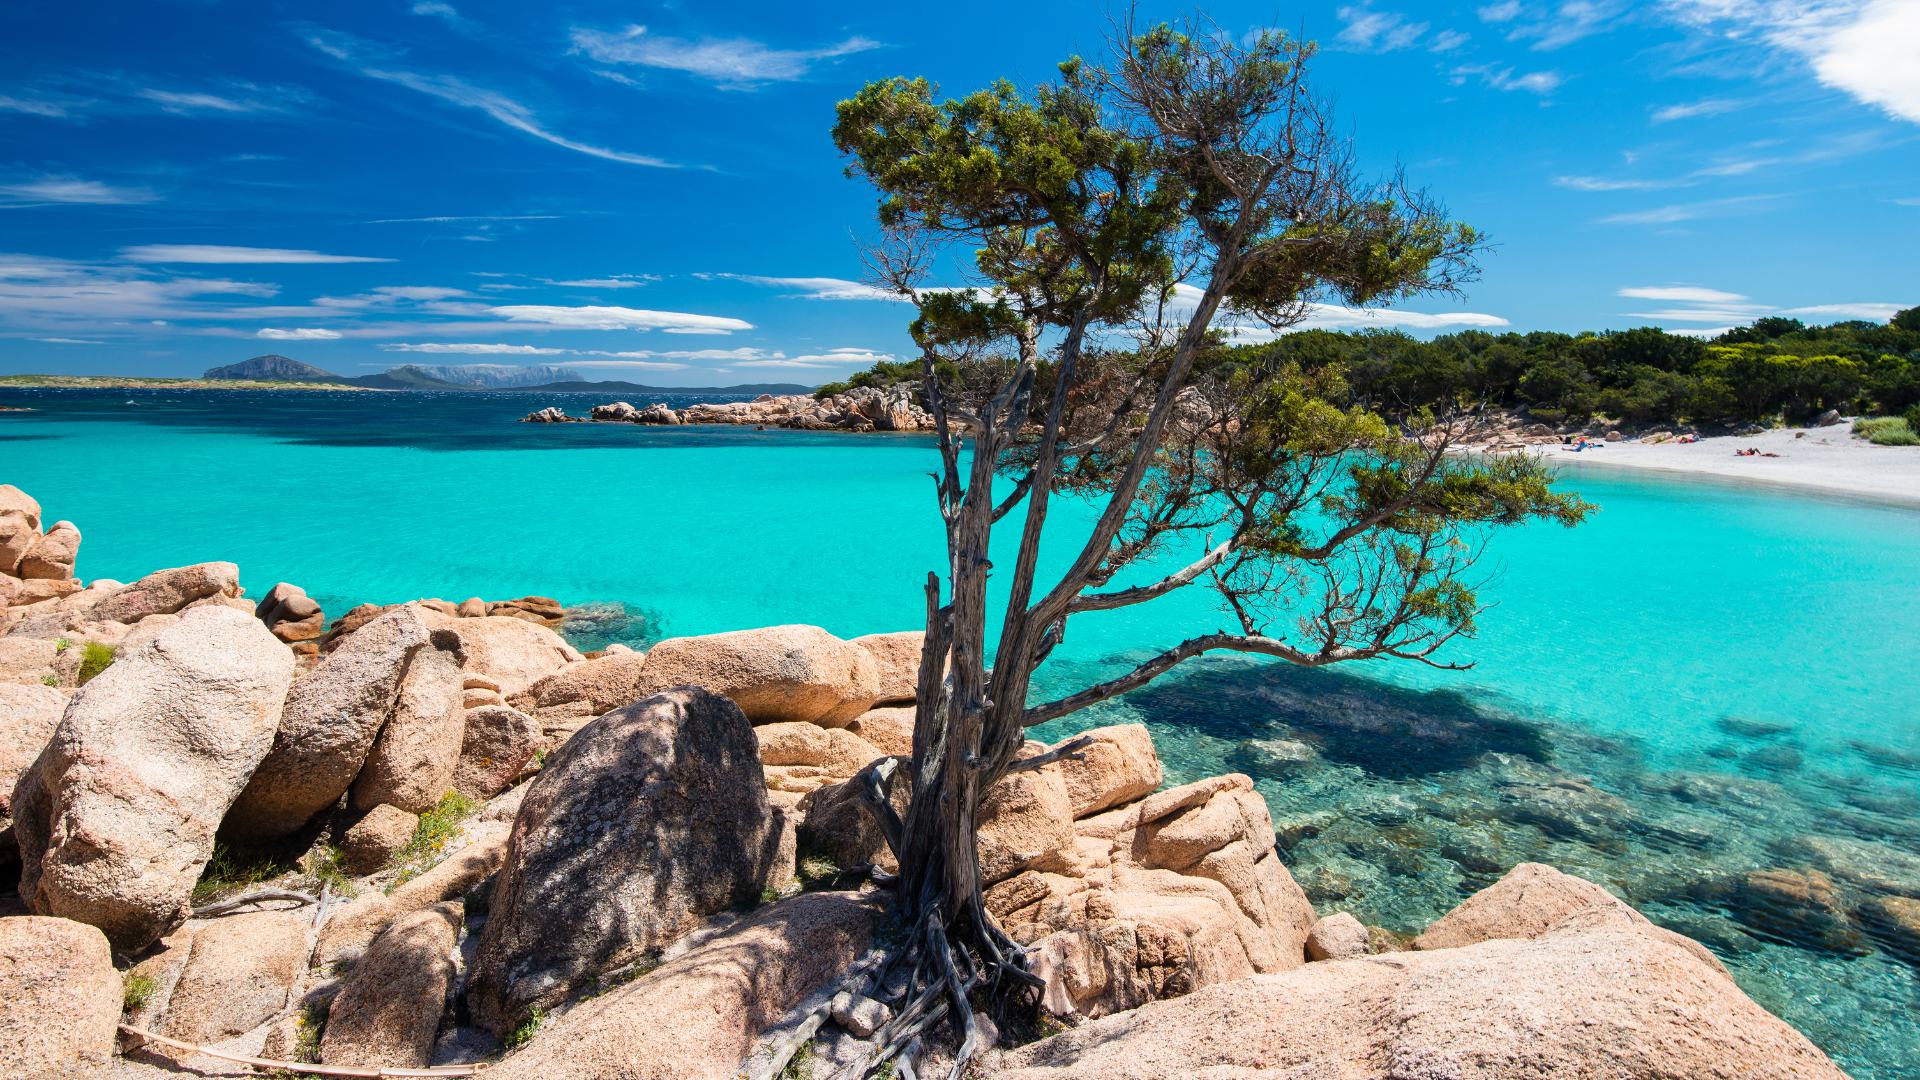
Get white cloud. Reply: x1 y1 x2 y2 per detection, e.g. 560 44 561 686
1450 64 1565 94
412 1 458 18
380 342 566 354
710 274 901 301
565 359 688 370
121 244 392 264
0 177 158 206
1780 301 1909 319
257 327 343 340
1554 175 1688 191
1165 284 1508 337
1336 7 1431 51
489 304 753 333
583 346 776 361
1478 1 1525 20
309 31 677 167
0 94 74 118
1662 0 1920 124
1618 285 1749 303
570 25 881 88
1428 29 1472 51
550 275 655 289
1651 97 1746 122
1597 193 1783 224
29 336 104 344
373 286 469 301
0 254 317 327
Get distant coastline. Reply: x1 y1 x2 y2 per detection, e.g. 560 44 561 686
0 374 816 396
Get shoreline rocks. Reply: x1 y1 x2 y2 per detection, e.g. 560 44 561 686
522 387 935 433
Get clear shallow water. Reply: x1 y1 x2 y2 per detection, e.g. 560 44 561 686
5 388 1919 1075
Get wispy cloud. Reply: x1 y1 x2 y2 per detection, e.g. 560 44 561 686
360 214 562 225
1449 63 1565 95
0 176 159 206
1651 97 1747 122
1615 281 1908 326
550 275 656 289
1661 0 1920 124
257 327 342 340
1336 7 1430 51
1618 285 1749 303
1554 174 1688 191
489 304 753 333
1598 193 1784 225
582 346 773 362
570 25 881 89
308 30 678 168
381 342 566 354
121 244 393 264
30 336 105 344
136 82 311 115
735 348 898 369
707 274 901 301
0 93 78 118
0 253 318 329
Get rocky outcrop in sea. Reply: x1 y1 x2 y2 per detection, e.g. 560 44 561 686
0 482 1858 1077
523 386 935 432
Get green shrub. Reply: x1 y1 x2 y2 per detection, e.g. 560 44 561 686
122 971 157 1013
387 791 479 890
1906 404 1920 439
299 844 357 897
1853 416 1920 446
503 1006 546 1050
76 642 117 685
191 842 291 904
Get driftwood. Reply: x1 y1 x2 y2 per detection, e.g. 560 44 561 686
118 1023 477 1077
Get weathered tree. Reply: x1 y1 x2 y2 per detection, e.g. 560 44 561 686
823 17 1587 1077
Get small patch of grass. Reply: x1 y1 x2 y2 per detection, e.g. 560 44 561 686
41 673 58 687
503 1005 546 1051
76 641 116 685
1853 416 1920 446
54 637 72 653
386 790 478 891
122 971 157 1013
191 842 293 904
779 1041 815 1080
298 844 356 898
797 852 841 887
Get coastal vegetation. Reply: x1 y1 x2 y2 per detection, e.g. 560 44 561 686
1854 415 1920 446
826 308 1920 431
828 18 1587 1075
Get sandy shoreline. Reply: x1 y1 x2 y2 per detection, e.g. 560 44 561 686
1508 424 1920 509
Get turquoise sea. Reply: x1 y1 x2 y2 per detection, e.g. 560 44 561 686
5 388 1919 1076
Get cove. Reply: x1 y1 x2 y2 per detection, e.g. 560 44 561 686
4 387 1918 1077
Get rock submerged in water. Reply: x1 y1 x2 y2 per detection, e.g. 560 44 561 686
991 862 1847 1080
520 386 935 432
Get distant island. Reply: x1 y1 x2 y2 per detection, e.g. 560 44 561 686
0 354 814 397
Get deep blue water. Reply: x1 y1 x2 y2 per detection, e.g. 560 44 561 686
4 387 1918 1076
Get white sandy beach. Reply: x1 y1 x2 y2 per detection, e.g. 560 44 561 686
1532 423 1920 507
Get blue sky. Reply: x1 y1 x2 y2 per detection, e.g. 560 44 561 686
1 0 1915 384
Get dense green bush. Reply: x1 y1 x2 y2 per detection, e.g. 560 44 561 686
1853 416 1920 446
827 309 1920 429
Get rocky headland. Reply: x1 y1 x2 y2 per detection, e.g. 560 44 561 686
0 482 1867 1077
522 385 935 432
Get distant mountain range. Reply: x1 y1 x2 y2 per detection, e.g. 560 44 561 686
199 355 812 396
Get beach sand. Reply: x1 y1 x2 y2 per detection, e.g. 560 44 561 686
1528 424 1920 507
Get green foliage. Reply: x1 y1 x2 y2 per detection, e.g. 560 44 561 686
122 971 157 1013
76 641 117 686
299 844 357 897
779 1041 815 1080
41 673 58 687
191 842 293 904
503 1005 546 1051
386 791 479 890
53 637 71 653
1906 403 1920 439
1853 416 1919 446
1194 316 1917 428
812 357 932 399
